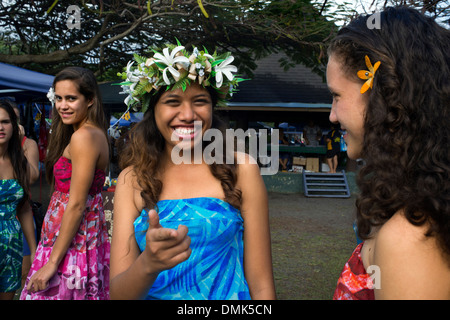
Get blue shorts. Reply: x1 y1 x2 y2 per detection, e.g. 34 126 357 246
22 221 37 256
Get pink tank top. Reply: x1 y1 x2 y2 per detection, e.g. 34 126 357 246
53 156 105 195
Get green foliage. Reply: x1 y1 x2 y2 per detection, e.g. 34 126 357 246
171 77 191 92
133 54 148 65
0 0 340 80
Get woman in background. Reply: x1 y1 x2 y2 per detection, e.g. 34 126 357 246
12 103 40 289
21 67 110 300
0 101 36 299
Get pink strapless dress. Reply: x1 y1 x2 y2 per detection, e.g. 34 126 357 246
21 157 110 300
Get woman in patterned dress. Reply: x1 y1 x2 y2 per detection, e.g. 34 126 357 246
0 101 36 299
20 67 110 300
109 44 276 300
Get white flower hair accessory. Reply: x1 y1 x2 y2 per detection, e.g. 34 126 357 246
116 39 246 112
47 87 55 106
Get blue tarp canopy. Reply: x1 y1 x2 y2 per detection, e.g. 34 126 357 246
109 112 143 127
0 62 54 98
0 63 54 138
110 115 130 127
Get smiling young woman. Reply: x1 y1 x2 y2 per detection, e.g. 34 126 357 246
328 7 450 300
109 43 276 300
54 79 93 130
327 55 368 160
21 67 111 300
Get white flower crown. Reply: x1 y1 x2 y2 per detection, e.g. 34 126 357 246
116 40 246 112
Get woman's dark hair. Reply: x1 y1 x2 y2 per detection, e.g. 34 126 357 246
45 67 108 185
328 7 450 258
119 85 242 210
0 100 30 208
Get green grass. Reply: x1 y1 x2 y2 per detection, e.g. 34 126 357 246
271 227 355 299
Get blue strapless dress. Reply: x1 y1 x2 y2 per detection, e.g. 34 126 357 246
133 197 251 300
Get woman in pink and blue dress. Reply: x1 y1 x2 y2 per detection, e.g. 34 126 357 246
21 67 110 300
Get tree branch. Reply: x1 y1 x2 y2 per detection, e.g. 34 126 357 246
0 14 111 65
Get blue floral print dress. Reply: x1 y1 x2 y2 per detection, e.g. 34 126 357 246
0 179 24 292
134 197 251 300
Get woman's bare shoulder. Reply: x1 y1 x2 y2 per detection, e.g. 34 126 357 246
117 166 139 187
373 211 450 299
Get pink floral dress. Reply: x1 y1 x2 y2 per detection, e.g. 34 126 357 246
21 157 110 300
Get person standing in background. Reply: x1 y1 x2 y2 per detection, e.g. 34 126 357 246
0 101 36 300
13 104 39 184
325 123 340 173
303 119 322 147
12 103 40 288
21 67 110 300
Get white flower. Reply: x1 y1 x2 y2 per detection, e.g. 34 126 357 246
153 46 190 85
126 61 140 83
119 83 139 106
193 47 200 57
214 56 237 88
192 47 213 60
47 87 55 106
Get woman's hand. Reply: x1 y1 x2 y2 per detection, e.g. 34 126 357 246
26 261 58 293
142 209 192 275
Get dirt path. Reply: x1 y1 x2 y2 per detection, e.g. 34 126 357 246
268 193 358 299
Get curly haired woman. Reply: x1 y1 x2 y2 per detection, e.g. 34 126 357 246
109 44 275 300
328 7 450 299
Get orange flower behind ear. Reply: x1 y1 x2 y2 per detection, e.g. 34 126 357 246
357 55 381 93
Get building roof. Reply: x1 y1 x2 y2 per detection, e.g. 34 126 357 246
227 53 332 111
100 53 333 112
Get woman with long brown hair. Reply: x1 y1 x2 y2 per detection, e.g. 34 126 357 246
0 100 36 300
21 67 110 300
110 43 275 299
